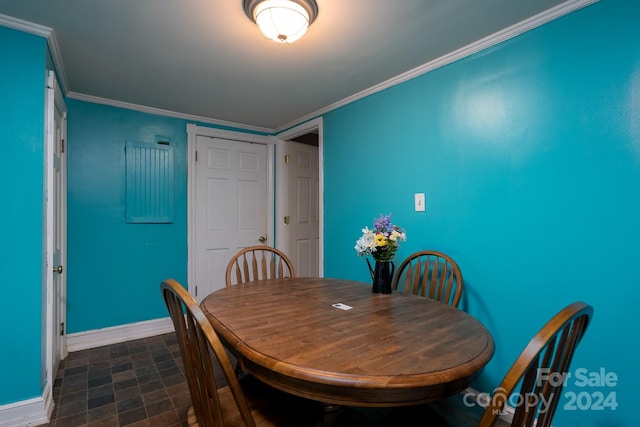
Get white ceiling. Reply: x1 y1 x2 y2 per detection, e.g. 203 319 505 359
0 0 592 132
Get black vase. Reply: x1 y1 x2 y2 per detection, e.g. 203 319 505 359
367 259 395 294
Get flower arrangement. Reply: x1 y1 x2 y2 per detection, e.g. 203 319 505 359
354 214 407 261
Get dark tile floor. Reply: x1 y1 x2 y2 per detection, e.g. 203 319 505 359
43 333 191 427
42 332 396 427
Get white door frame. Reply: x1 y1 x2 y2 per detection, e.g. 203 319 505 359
44 70 67 406
275 117 324 277
186 124 275 295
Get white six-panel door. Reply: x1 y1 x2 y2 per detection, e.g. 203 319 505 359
193 135 268 301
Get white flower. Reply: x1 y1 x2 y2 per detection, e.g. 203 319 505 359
354 227 375 254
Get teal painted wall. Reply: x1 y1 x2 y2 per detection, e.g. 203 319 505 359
323 0 638 425
65 100 190 332
65 101 258 333
0 27 47 404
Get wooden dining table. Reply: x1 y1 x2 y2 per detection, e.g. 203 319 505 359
200 277 494 408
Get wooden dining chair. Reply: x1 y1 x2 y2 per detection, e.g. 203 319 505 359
384 301 593 427
161 278 322 427
225 245 295 287
391 250 464 307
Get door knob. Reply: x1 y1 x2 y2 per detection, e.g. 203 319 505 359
258 236 267 243
53 265 63 274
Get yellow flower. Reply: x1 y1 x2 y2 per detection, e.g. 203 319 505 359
374 233 388 247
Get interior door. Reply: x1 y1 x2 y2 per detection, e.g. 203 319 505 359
46 71 67 390
194 135 268 301
52 86 67 368
288 140 319 277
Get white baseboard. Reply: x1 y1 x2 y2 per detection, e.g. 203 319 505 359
66 317 174 352
0 383 53 427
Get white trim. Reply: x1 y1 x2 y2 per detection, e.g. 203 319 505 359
69 92 274 134
0 14 266 133
187 125 198 299
65 317 174 352
186 123 270 143
274 138 290 254
0 14 69 97
266 135 276 250
46 33 68 95
0 383 53 427
43 70 55 415
186 124 275 299
0 13 51 38
274 117 324 277
274 0 598 132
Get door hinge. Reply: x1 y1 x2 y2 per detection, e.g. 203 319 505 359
195 286 198 297
284 154 290 164
61 138 65 154
284 216 291 224
59 322 65 336
195 150 198 162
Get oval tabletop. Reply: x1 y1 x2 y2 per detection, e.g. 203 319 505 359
201 277 494 407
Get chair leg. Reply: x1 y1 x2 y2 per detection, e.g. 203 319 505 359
187 405 198 427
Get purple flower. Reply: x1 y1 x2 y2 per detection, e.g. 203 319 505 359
373 214 393 234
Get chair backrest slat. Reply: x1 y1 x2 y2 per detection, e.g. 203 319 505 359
226 246 295 287
392 250 464 307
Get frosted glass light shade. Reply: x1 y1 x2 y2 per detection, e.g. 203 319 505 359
244 0 318 44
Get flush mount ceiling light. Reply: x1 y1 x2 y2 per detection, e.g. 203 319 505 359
243 0 318 44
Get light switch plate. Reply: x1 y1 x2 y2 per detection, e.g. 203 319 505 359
415 193 425 211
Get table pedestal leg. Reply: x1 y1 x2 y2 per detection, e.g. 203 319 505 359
320 404 385 426
320 404 344 426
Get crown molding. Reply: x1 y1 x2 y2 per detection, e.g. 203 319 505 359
0 12 50 37
0 13 70 95
67 91 274 134
1 13 271 133
276 0 598 133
